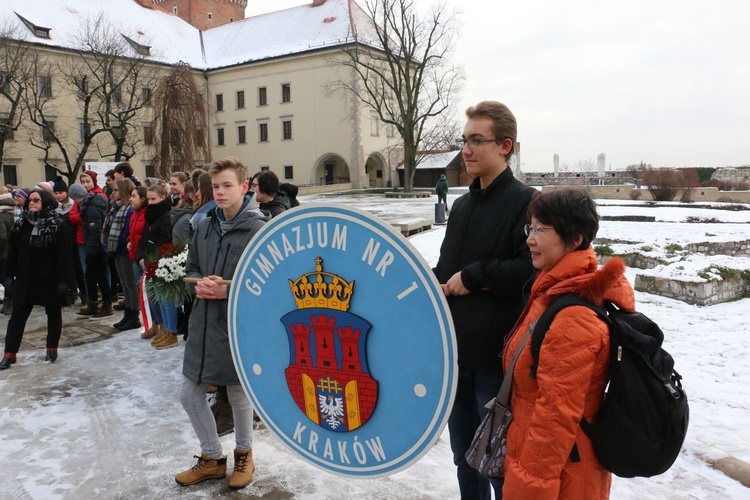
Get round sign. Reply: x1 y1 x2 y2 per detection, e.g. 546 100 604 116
228 204 457 477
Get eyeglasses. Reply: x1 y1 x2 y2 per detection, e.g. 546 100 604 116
251 182 259 188
28 197 42 203
524 224 554 236
456 137 505 150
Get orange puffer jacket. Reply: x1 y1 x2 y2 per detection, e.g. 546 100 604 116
502 247 635 500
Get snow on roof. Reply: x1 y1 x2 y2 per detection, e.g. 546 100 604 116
1 0 380 70
404 151 461 170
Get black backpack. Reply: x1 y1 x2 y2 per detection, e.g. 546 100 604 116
530 293 689 478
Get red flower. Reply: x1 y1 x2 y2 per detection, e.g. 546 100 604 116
144 261 158 279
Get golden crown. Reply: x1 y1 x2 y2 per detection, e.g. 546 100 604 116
288 257 354 312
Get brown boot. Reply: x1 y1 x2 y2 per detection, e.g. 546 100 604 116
92 303 114 318
76 299 96 316
229 449 254 490
150 326 166 346
175 454 227 486
154 330 178 349
141 323 159 339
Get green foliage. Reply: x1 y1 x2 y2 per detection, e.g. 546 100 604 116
694 167 716 183
595 244 614 257
697 266 750 282
684 216 721 223
640 245 653 252
665 243 683 256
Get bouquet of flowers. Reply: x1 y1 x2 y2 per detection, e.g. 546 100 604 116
145 243 190 307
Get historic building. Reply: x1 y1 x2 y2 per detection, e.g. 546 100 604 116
0 0 400 189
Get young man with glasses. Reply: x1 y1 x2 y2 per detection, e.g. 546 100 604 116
434 101 536 499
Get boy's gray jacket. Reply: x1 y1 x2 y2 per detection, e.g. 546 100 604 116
182 207 269 386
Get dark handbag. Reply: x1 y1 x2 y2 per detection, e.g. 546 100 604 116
465 325 532 478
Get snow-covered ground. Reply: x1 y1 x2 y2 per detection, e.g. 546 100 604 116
1 192 749 498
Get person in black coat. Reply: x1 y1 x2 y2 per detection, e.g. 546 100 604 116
1 189 73 369
433 101 536 499
251 171 290 217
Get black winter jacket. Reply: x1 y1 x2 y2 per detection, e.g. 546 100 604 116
433 168 536 371
136 198 173 263
7 214 73 307
81 193 108 257
259 193 291 218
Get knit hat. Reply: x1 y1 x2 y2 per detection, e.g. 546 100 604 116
68 183 88 200
83 169 98 186
53 176 68 193
35 181 54 192
13 187 30 200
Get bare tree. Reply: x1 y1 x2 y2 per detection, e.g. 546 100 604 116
0 21 32 168
149 63 209 177
22 15 157 183
574 158 597 172
330 0 463 191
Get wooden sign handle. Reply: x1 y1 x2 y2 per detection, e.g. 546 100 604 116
182 277 233 286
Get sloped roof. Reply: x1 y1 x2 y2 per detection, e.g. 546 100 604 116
0 0 380 70
411 151 462 170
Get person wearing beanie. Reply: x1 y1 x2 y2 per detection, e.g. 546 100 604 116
54 177 80 307
53 176 68 194
68 183 91 313
0 187 15 314
35 181 54 192
12 188 30 224
80 170 107 200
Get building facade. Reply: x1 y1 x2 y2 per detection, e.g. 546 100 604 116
0 0 399 189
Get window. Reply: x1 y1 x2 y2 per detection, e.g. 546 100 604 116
145 164 155 178
282 120 292 140
208 13 213 20
236 90 245 109
113 86 123 107
38 75 52 98
76 76 88 99
173 7 178 15
2 165 18 186
0 117 13 141
144 125 154 145
79 122 90 142
122 35 151 57
370 111 379 136
261 166 270 172
15 13 50 39
259 122 268 142
0 72 9 94
142 87 151 105
258 86 267 106
238 125 246 144
44 164 57 181
281 83 291 103
217 127 225 146
216 94 224 112
386 123 395 138
42 120 55 142
284 165 294 180
376 170 383 178
194 128 204 146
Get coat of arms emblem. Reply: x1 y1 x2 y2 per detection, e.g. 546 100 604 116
281 257 377 432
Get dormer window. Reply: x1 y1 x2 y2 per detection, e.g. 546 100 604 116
15 13 51 39
122 35 151 57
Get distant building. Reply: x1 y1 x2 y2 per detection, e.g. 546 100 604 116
0 0 399 189
399 151 470 188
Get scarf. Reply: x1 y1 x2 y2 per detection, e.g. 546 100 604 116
17 207 60 249
106 202 129 252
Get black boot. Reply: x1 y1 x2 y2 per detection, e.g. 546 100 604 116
0 354 16 370
116 309 141 331
113 309 130 329
45 348 58 362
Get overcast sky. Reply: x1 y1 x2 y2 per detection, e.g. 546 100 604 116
248 1 749 172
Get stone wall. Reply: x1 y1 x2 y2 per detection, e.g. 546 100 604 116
685 240 750 257
635 274 749 306
537 184 750 203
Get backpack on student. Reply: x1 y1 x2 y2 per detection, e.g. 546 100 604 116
530 293 689 478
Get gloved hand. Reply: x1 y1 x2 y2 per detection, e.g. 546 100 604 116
57 282 69 296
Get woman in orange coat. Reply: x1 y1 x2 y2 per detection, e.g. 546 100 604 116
502 188 635 499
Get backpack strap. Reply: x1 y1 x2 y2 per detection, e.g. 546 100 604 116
530 293 610 378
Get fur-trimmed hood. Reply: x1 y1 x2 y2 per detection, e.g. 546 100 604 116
530 246 635 312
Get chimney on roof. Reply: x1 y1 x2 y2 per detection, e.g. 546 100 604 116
312 0 328 6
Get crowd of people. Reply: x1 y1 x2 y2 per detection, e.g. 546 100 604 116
0 100 631 498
